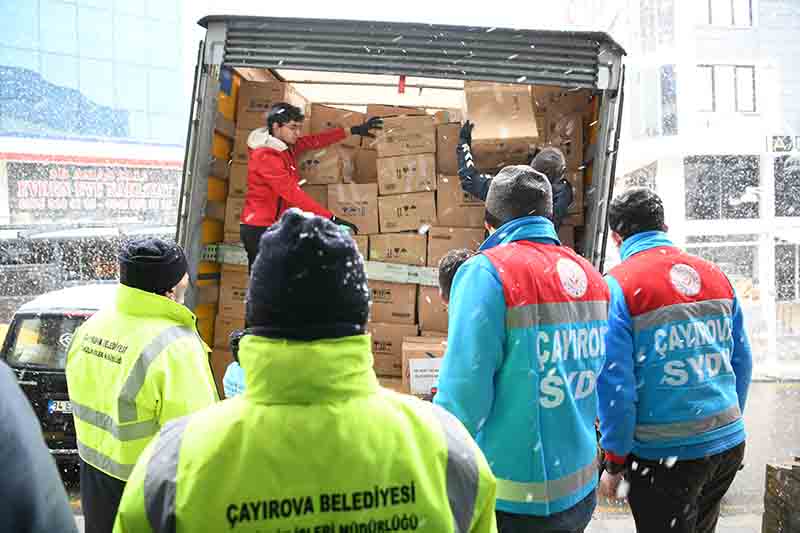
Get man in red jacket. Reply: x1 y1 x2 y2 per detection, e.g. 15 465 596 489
240 102 382 268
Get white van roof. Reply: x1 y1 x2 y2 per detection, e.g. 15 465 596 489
17 283 118 315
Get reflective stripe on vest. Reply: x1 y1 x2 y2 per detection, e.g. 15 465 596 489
118 326 196 423
430 405 479 533
144 417 191 533
632 299 733 333
495 460 597 504
506 300 608 329
77 440 136 480
635 405 741 442
72 400 159 441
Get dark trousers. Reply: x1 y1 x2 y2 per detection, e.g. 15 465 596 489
240 224 268 272
626 442 745 533
80 460 126 533
496 490 595 533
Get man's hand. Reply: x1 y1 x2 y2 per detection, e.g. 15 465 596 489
459 120 474 146
350 117 384 138
598 471 628 500
331 215 359 234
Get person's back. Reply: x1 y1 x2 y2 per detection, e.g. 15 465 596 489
114 210 497 533
435 166 608 532
597 187 752 533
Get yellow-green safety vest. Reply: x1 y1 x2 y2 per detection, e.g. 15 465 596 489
114 334 497 532
66 284 218 481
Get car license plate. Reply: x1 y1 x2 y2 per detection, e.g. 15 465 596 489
48 400 72 414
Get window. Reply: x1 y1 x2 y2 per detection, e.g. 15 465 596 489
684 155 760 220
701 0 753 26
697 65 755 112
630 65 679 138
640 0 675 53
6 315 88 369
776 244 797 301
775 156 800 217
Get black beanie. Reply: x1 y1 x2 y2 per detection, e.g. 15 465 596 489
246 209 370 341
119 238 188 295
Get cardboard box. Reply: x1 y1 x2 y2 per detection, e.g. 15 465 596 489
465 81 538 141
310 104 364 148
214 314 245 349
436 175 485 228
369 233 427 266
224 232 241 244
436 123 461 176
558 225 576 249
378 191 437 233
401 336 446 397
546 113 584 170
352 235 369 258
471 138 537 172
224 197 246 235
376 154 437 195
565 170 584 218
433 109 463 125
372 115 436 158
300 184 328 209
421 330 448 338
427 226 485 267
210 348 234 399
367 104 425 117
236 81 308 130
418 285 448 332
533 86 594 115
219 264 248 319
354 149 378 184
369 322 419 377
327 184 379 235
369 281 417 325
298 145 355 185
378 376 405 393
232 129 253 164
228 162 248 198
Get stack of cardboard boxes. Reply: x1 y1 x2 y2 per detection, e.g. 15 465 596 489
212 78 596 398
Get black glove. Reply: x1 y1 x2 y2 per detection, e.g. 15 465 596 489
229 329 246 363
331 215 359 234
459 120 474 145
350 117 384 138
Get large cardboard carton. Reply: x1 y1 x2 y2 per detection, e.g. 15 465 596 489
369 322 419 377
310 104 364 148
367 104 425 117
565 170 584 220
369 233 427 266
236 81 308 130
401 336 446 397
436 175 485 228
327 184 379 235
533 86 594 115
300 184 328 209
354 148 378 184
224 232 241 244
219 264 248 319
224 197 246 236
210 348 234 399
298 145 355 185
436 123 460 176
376 154 437 195
546 113 584 170
433 109 463 125
421 330 448 338
378 191 437 233
378 377 404 393
418 285 448 332
426 226 485 267
228 163 248 198
232 129 253 164
464 81 539 141
372 115 436 158
352 235 369 259
214 313 245 349
369 281 417 325
471 138 536 171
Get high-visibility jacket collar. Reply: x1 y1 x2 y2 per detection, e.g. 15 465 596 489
238 334 378 404
115 284 197 328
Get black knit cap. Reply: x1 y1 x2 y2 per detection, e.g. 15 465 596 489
608 187 666 240
246 209 370 341
119 238 188 295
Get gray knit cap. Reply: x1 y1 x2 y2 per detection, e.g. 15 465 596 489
485 165 553 226
531 146 567 184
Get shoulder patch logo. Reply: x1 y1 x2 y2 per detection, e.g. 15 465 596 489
670 263 702 296
557 258 588 299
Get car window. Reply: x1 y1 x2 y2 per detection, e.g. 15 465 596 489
6 315 87 369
